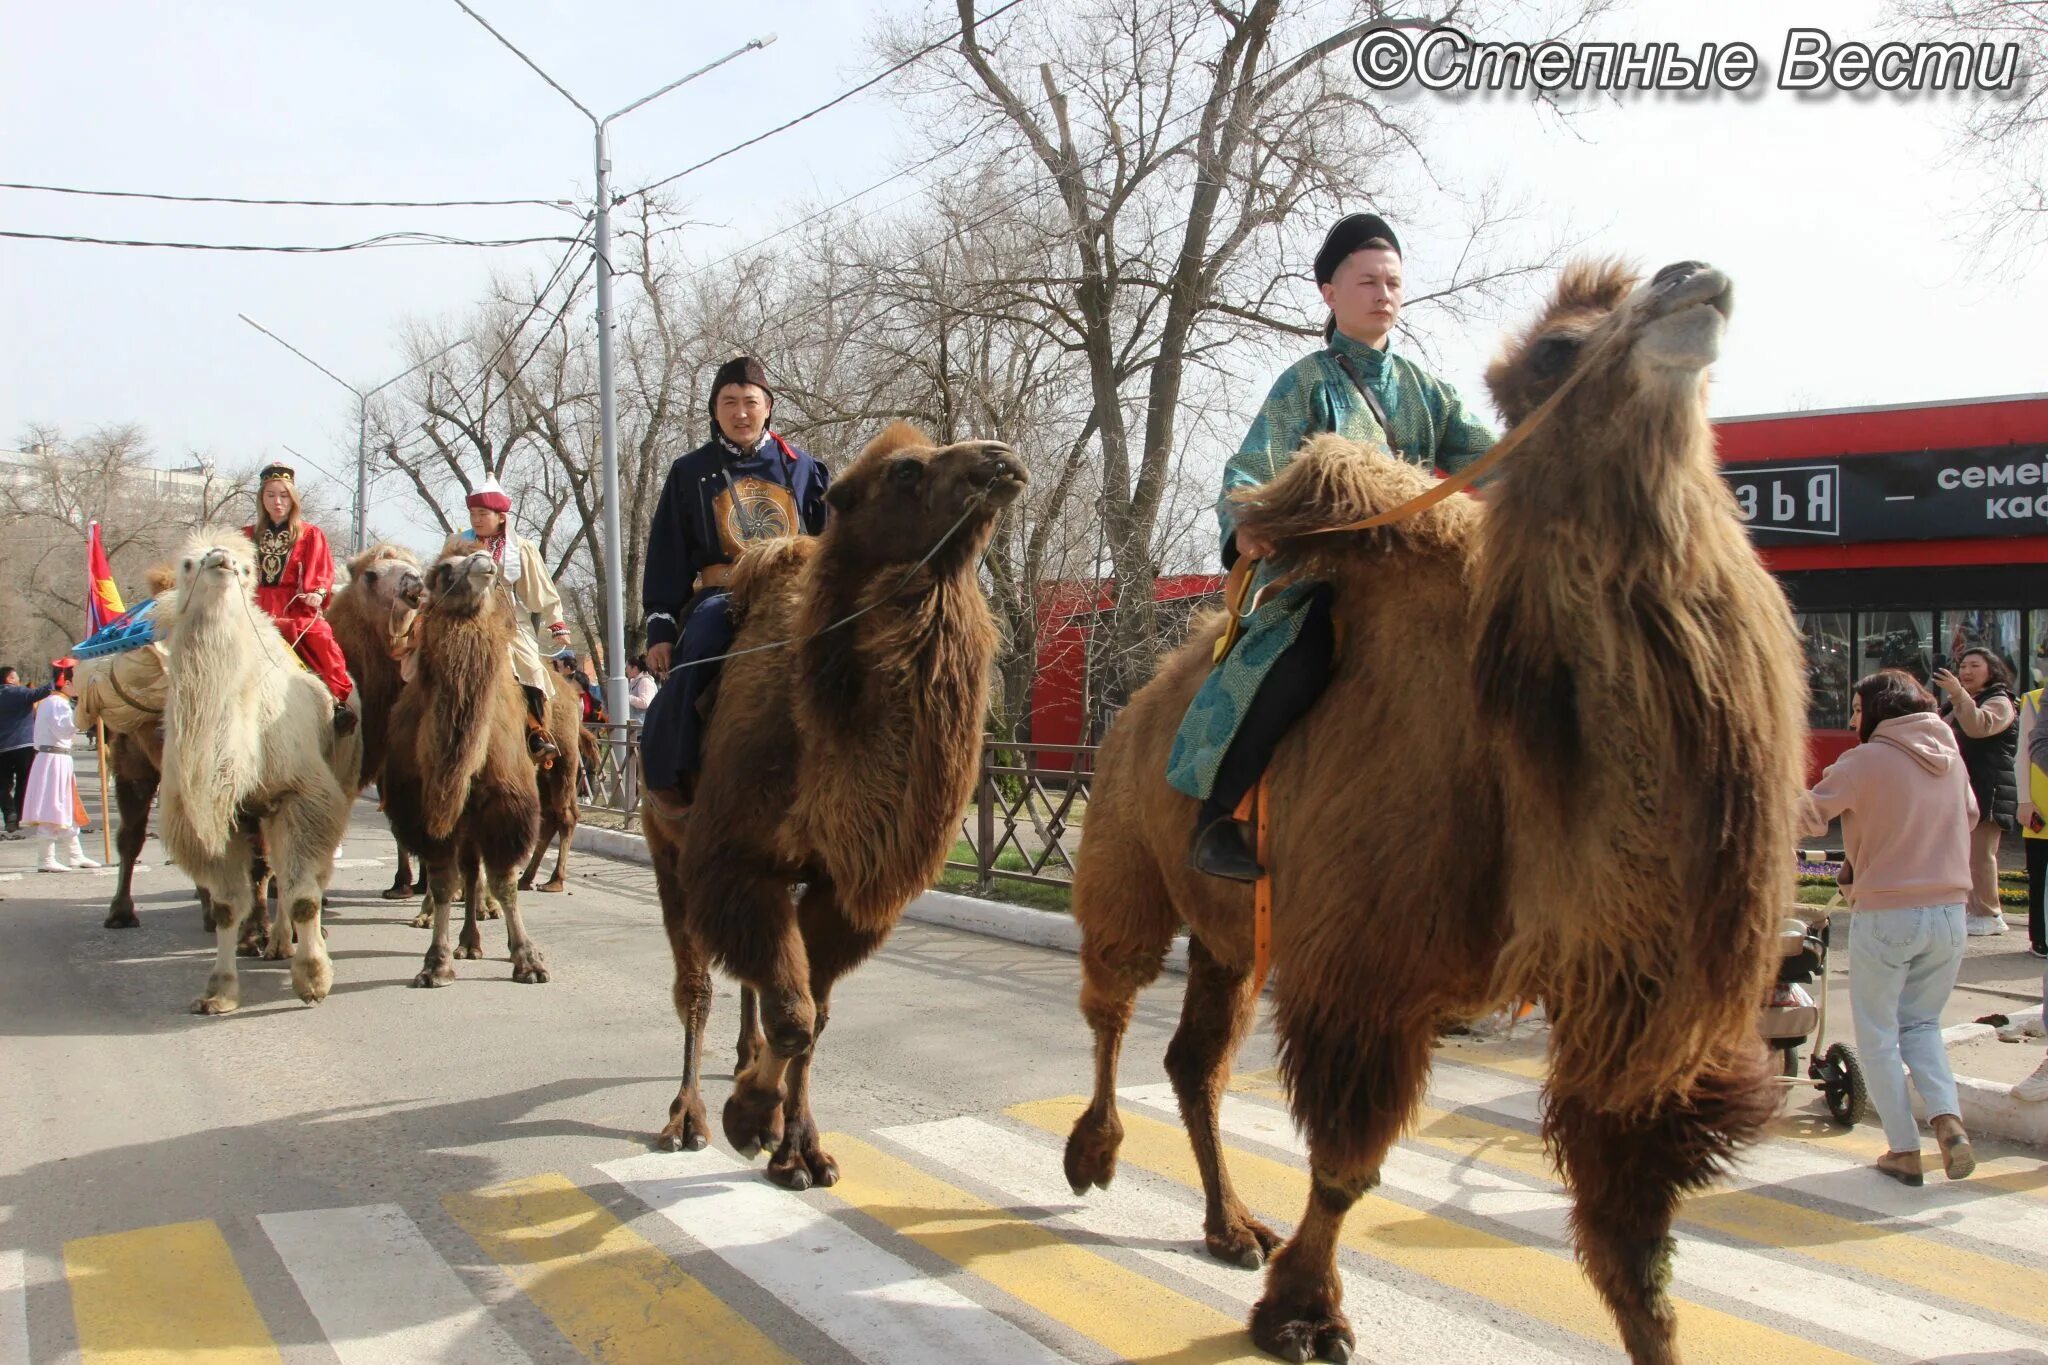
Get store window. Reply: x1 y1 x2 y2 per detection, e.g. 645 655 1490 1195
1797 611 1852 730
2029 609 2048 690
1941 608 2022 681
1856 610 1934 685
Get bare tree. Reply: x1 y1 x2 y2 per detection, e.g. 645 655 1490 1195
1888 0 2048 267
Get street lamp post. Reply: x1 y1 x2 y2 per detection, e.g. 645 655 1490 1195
238 314 470 554
449 0 773 726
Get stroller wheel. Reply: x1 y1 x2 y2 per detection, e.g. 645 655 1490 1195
1820 1042 1869 1127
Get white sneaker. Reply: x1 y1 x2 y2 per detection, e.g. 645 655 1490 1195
62 835 100 870
1966 913 2008 936
2013 1056 2048 1102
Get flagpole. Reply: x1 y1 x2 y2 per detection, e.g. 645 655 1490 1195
95 720 113 864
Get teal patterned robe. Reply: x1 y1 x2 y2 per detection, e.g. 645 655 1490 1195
1165 330 1497 801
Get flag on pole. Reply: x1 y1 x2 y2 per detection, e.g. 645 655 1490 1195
86 521 124 635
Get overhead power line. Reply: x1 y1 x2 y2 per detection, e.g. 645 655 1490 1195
624 0 1032 202
0 229 588 253
0 180 576 210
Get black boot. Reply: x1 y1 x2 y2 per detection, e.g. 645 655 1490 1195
333 701 358 737
1189 809 1264 882
523 686 559 764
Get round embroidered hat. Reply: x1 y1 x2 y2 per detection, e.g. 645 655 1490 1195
1313 212 1401 284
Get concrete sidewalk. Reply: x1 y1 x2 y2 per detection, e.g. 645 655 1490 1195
572 820 2048 1150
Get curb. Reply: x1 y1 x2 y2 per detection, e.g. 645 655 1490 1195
571 822 2040 1145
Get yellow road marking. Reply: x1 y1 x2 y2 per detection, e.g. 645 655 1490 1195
825 1133 1270 1363
1009 1099 1864 1365
445 1173 788 1365
65 1220 281 1365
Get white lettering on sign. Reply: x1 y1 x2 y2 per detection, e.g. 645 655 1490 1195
1807 471 1834 521
1986 495 2048 519
1939 467 1961 489
1963 466 1986 488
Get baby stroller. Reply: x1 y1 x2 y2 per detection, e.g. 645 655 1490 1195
1761 899 1868 1126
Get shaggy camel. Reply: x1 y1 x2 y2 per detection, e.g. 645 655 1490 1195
326 542 427 898
1063 260 1804 1364
381 552 547 987
517 674 583 894
645 423 1025 1187
158 534 361 1014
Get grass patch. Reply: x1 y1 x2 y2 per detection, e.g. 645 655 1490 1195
940 839 1075 914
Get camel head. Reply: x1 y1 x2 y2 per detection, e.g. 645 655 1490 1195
422 552 499 620
345 542 426 644
1484 257 1733 432
174 531 259 613
821 421 1028 575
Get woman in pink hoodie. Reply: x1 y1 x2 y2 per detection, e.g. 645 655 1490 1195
1804 669 1977 1186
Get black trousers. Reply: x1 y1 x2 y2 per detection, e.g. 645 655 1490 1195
1201 585 1336 825
0 747 31 828
2027 835 2048 953
638 591 736 790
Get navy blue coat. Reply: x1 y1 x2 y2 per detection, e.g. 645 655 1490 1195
0 684 55 752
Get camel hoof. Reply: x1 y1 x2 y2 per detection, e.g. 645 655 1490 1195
190 996 237 1016
453 942 483 961
723 1084 786 1159
537 879 565 894
1251 1295 1352 1365
1208 1215 1283 1270
263 942 292 962
411 962 456 988
408 911 433 929
768 1161 812 1192
381 884 416 901
1064 1110 1124 1194
511 951 550 984
104 908 140 929
292 960 332 1004
657 1127 710 1153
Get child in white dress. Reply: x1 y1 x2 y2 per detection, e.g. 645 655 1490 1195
23 660 99 873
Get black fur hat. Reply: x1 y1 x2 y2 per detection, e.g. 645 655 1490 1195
709 354 773 430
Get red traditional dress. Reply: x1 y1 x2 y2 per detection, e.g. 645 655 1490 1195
243 520 354 705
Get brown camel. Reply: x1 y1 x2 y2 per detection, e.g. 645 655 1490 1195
644 423 1026 1187
1063 260 1804 1365
517 675 582 894
326 542 427 899
381 551 547 987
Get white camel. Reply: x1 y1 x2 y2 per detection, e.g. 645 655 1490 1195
158 532 360 1014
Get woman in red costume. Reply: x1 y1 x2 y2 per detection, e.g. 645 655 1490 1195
244 462 357 735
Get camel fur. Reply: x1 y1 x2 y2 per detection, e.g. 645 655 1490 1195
1063 260 1804 1365
381 551 546 988
644 423 1026 1188
327 542 429 899
518 673 583 894
158 533 361 1014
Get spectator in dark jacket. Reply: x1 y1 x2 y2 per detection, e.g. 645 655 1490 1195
0 665 56 838
1934 647 2019 936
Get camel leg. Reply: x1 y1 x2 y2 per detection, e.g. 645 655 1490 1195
264 806 335 1006
493 866 549 983
1548 1045 1776 1365
706 868 813 1159
103 766 157 929
411 855 460 988
455 845 485 960
517 812 554 891
1169 934 1280 1269
189 842 257 1015
735 985 765 1075
1065 839 1174 1199
1252 1020 1435 1363
383 833 417 900
764 880 886 1191
539 816 571 893
657 897 714 1151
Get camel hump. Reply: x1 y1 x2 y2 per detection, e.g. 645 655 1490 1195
145 563 176 595
862 420 933 459
727 536 819 614
1229 433 1470 563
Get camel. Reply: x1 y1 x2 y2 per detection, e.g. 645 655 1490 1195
1062 260 1805 1365
381 551 547 988
644 423 1026 1188
517 677 583 894
158 533 361 1014
325 542 427 899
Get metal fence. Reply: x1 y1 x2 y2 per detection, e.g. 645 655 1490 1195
575 731 1100 891
947 741 1098 890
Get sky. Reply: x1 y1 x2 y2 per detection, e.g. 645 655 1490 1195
4 0 2043 541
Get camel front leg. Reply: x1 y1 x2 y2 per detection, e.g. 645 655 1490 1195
455 847 485 960
189 842 257 1015
698 866 812 1160
1065 849 1174 1201
491 867 549 983
1167 933 1278 1269
517 813 554 891
383 833 417 900
539 818 571 893
735 985 765 1075
410 856 460 987
264 809 335 1005
658 932 713 1152
103 765 159 929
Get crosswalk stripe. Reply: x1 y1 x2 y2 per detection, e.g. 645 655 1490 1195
1396 1096 2048 1332
600 1150 1065 1364
64 1220 282 1365
443 1172 787 1365
879 1114 1586 1365
1426 1060 2048 1256
1 1248 29 1365
1126 1083 2045 1361
1015 1097 1864 1365
823 1132 1272 1362
259 1205 530 1364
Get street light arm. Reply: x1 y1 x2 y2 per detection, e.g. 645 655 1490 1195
603 35 778 127
239 313 360 399
448 0 596 124
364 334 475 399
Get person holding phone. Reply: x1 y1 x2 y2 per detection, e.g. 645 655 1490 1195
1933 648 2019 936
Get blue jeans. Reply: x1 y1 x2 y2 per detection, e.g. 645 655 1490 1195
1848 903 1965 1152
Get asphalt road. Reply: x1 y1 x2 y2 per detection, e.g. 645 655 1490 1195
3 780 2046 1364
